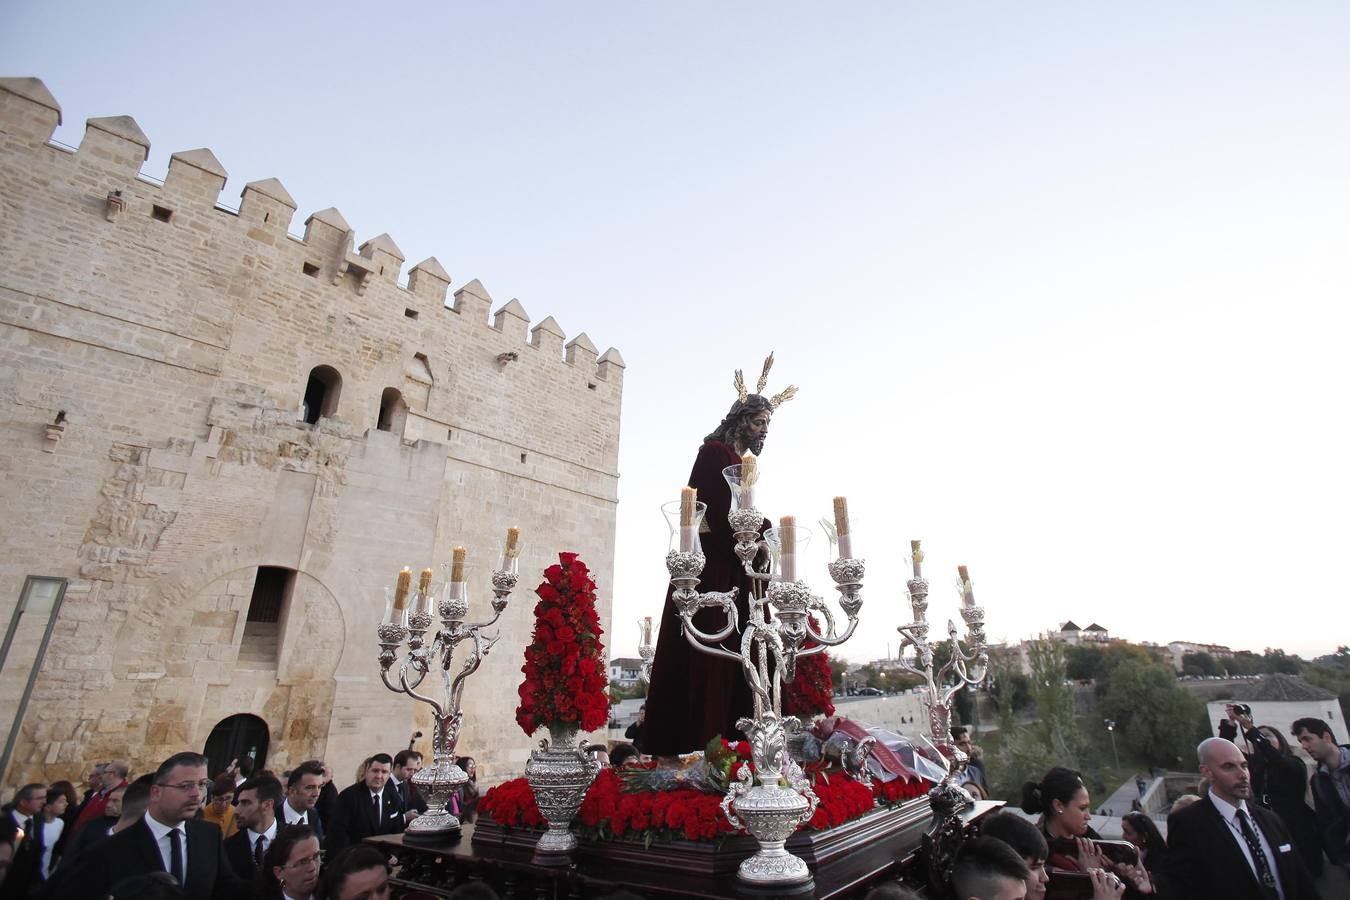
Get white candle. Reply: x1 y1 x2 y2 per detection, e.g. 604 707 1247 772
680 487 697 553
833 496 851 559
780 515 796 582
911 540 923 579
741 451 757 510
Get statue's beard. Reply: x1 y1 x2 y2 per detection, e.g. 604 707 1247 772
744 433 766 455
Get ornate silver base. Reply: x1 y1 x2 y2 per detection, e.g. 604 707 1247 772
524 731 598 866
731 784 813 886
404 807 462 837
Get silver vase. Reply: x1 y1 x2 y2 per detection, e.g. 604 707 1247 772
723 713 818 885
524 727 598 864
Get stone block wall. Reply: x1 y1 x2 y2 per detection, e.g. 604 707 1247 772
0 77 623 787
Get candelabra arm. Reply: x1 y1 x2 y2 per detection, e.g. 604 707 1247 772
804 614 859 648
448 628 498 712
387 666 447 719
681 624 745 663
676 589 741 644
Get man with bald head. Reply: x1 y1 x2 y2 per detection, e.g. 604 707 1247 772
1158 737 1320 899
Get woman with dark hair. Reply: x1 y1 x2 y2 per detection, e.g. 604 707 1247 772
37 786 70 880
1120 812 1167 872
258 824 320 900
451 756 480 823
1023 768 1155 896
1021 767 1102 861
45 780 79 867
316 844 390 900
1228 707 1324 876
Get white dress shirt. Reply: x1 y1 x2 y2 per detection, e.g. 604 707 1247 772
247 817 278 859
280 799 313 827
1208 790 1285 900
143 811 188 880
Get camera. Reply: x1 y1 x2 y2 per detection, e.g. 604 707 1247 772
1231 703 1252 717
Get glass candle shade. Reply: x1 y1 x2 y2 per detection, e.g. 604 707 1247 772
438 562 472 623
764 524 813 582
662 499 707 555
382 585 408 627
721 464 757 512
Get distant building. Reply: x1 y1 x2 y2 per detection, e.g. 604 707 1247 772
1167 640 1234 672
1046 621 1110 645
609 657 645 688
1082 623 1110 643
1058 621 1082 644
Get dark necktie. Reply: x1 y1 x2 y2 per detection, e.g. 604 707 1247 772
253 834 265 869
1236 809 1278 895
22 817 34 851
372 793 381 823
168 827 184 885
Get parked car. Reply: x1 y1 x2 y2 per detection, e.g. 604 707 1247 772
857 687 883 697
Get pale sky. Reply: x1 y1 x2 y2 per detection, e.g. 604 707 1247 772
5 3 1348 663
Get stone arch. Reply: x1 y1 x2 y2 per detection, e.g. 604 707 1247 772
112 541 347 770
377 387 407 434
302 364 342 424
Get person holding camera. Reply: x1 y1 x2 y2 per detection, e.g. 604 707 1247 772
1218 704 1324 878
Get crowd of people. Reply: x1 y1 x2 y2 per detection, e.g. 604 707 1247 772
0 706 1346 898
921 709 1349 900
0 747 483 900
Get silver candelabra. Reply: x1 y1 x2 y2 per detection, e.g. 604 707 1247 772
661 469 864 887
895 541 989 790
377 555 519 836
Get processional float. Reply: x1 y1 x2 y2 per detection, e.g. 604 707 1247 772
662 450 990 888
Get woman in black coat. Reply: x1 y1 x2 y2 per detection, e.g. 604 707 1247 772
1234 711 1324 877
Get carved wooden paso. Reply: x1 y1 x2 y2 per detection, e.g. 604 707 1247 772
369 798 1003 898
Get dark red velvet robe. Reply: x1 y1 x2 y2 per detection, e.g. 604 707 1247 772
643 440 764 756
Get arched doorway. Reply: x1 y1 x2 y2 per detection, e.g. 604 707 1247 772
203 714 269 778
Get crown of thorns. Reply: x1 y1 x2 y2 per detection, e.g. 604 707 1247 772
734 352 798 409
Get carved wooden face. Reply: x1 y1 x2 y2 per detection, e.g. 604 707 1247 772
739 410 771 454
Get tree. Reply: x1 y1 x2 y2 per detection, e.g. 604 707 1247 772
1182 651 1222 678
987 640 1085 800
829 657 850 693
1099 659 1205 767
1263 648 1301 675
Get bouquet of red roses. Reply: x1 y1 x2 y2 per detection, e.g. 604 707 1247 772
515 552 610 737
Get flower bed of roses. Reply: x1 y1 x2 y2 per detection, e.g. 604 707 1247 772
480 739 931 844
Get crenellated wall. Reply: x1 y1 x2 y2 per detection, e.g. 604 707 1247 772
0 77 625 788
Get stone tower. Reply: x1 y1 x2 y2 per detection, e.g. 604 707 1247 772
0 77 625 786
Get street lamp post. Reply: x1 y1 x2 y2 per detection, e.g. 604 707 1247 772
1104 719 1120 770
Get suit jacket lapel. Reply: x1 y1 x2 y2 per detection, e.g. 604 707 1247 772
1200 797 1266 896
129 820 164 875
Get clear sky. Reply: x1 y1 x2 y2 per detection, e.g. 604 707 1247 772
5 3 1348 663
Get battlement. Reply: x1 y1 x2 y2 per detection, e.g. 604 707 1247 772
0 77 625 390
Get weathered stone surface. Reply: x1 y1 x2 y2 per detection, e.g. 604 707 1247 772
0 79 623 789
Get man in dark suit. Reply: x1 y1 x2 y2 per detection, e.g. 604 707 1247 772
0 782 47 900
389 750 428 825
63 751 246 900
326 753 404 854
223 774 282 880
279 760 326 840
1160 737 1321 900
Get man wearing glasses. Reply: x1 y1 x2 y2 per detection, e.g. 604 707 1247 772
62 751 246 899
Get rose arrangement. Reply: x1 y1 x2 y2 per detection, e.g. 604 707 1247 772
514 552 610 737
480 751 932 843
